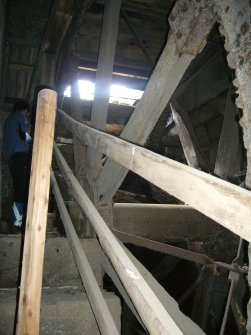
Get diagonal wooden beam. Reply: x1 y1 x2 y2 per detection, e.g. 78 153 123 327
58 108 251 242
170 103 200 169
121 9 154 67
214 85 241 179
97 0 215 204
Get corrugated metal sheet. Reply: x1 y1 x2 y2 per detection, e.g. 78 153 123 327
5 44 38 99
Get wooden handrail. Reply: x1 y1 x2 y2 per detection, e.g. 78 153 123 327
50 171 119 335
53 143 204 335
58 108 251 242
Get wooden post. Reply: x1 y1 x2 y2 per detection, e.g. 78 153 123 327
16 89 57 335
86 0 121 203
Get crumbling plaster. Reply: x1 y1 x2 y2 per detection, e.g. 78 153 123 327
214 0 251 187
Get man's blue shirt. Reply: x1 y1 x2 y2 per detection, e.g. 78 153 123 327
3 112 31 159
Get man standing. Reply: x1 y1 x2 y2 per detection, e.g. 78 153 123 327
3 100 32 233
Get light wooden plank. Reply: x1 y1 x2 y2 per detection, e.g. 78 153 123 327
58 109 251 241
16 89 57 335
50 171 119 335
54 143 203 335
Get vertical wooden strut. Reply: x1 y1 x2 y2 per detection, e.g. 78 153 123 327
16 89 57 335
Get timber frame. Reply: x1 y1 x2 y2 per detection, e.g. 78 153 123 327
13 0 251 334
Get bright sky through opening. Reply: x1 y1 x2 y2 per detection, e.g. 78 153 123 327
64 80 143 106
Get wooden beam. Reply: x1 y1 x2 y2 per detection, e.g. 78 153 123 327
9 63 33 73
71 79 94 236
98 34 194 204
58 109 251 241
55 0 94 93
39 53 56 87
214 86 241 179
170 100 211 172
170 103 200 169
26 0 75 99
121 9 154 67
53 143 203 334
172 50 230 114
16 89 57 335
113 203 222 242
50 171 119 335
101 251 146 331
97 0 216 204
90 0 121 130
120 239 205 335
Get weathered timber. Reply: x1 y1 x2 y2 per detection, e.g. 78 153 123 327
171 103 200 169
173 50 230 113
27 0 74 98
113 203 222 241
86 0 121 217
101 251 146 331
120 241 205 335
97 0 216 204
16 89 57 335
51 171 119 335
214 86 241 179
53 143 202 335
98 34 194 204
71 80 93 236
91 0 121 130
56 0 93 92
58 109 251 241
121 9 154 67
39 53 56 87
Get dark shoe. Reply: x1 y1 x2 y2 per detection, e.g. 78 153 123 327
12 225 22 234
